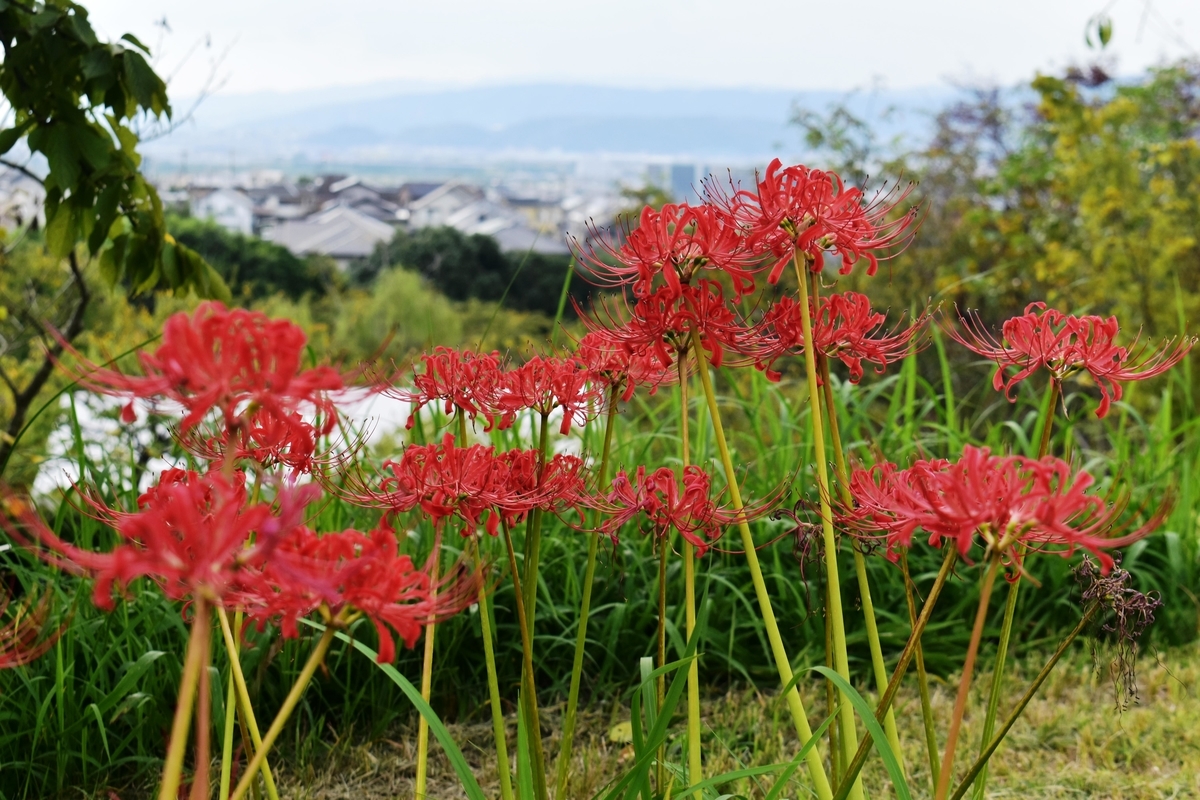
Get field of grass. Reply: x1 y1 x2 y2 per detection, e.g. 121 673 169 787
0 340 1196 799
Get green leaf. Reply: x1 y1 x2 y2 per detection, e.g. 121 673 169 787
812 666 913 800
42 124 81 192
121 51 166 118
44 204 75 258
0 119 33 155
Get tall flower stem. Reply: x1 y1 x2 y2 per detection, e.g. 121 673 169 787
934 556 1003 800
555 393 618 800
655 527 669 792
689 326 834 800
834 547 958 800
817 342 906 777
521 413 552 626
190 604 213 800
413 537 440 800
218 609 240 800
900 553 940 791
474 538 515 800
973 379 1059 800
950 602 1100 800
791 255 862 800
158 596 208 800
229 610 344 800
215 608 280 800
501 519 550 800
679 351 703 794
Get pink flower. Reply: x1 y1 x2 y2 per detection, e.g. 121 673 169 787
951 303 1194 417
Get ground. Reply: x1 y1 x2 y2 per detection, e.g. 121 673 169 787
261 642 1200 799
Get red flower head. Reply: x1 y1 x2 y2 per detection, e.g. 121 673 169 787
235 523 471 663
390 347 505 430
844 445 1163 573
344 434 587 537
495 356 605 435
59 302 344 436
590 465 770 556
572 202 760 300
5 472 320 609
574 331 676 403
179 406 339 474
711 159 917 282
752 291 928 382
951 303 1194 417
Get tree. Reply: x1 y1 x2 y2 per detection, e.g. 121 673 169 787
169 215 339 302
0 0 227 478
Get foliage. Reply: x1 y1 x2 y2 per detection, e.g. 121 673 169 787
168 215 339 302
354 226 586 317
0 0 224 298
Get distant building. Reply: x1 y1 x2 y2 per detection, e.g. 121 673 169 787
670 163 697 203
0 168 46 231
406 181 486 229
190 188 255 236
264 205 395 268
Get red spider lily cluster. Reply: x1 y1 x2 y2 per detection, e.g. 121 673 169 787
0 157 1188 800
573 158 923 384
951 302 1195 417
843 446 1163 571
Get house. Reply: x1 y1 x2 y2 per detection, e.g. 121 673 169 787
406 181 485 229
0 167 46 231
442 198 570 255
190 188 255 236
264 204 395 268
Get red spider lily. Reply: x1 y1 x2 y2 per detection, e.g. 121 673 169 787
388 347 505 430
589 465 771 556
178 407 334 474
571 203 760 300
843 445 1163 572
752 291 928 382
233 523 472 663
0 589 62 669
5 472 319 609
709 159 917 283
342 434 587 536
579 280 756 370
494 356 605 434
574 331 676 402
57 302 344 436
950 303 1194 418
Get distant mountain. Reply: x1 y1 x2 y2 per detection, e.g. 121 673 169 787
143 82 960 171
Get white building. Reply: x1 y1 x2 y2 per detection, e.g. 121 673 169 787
0 168 46 231
190 188 255 236
264 204 395 268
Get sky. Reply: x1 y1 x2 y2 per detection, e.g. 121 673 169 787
85 0 1200 98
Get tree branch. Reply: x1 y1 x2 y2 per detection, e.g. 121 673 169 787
0 250 90 479
0 158 44 186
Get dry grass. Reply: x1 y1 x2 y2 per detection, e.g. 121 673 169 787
269 643 1200 799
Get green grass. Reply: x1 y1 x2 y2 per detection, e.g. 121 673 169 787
0 348 1195 798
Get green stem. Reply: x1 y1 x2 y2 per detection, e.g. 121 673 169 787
792 256 862 800
189 605 213 800
414 539 440 800
833 547 958 800
159 597 207 800
900 553 940 791
219 632 238 800
229 614 341 800
555 396 618 799
501 520 550 800
934 557 1002 800
475 540 514 800
679 354 703 794
973 380 1059 800
215 608 280 800
819 346 906 777
656 527 669 793
689 326 834 800
521 413 551 637
950 603 1099 800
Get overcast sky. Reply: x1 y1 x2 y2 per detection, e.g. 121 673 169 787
87 0 1199 98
